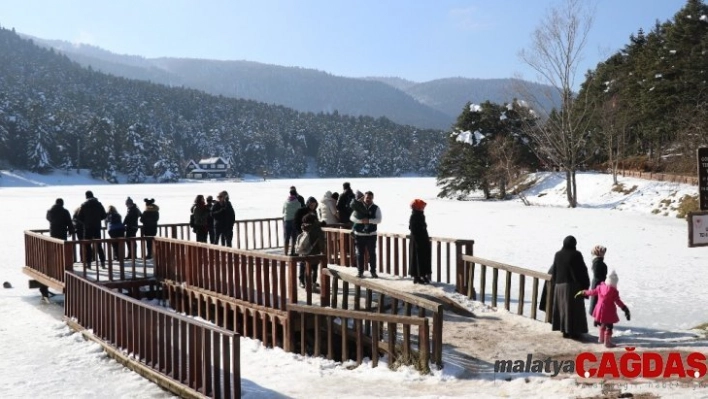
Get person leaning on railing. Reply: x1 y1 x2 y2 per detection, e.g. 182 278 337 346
140 198 160 259
123 197 141 258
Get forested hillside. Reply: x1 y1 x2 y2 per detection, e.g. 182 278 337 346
0 27 446 182
578 0 708 174
435 0 707 203
26 37 453 130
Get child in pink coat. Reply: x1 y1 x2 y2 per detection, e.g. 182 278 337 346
577 270 630 347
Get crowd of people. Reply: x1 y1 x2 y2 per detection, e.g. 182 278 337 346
47 184 628 345
45 191 165 266
45 183 433 290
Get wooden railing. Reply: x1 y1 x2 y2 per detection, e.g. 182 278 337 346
24 231 74 289
64 272 240 398
288 304 430 372
154 237 328 308
317 268 443 367
618 169 698 185
462 254 553 322
322 227 474 294
153 237 327 352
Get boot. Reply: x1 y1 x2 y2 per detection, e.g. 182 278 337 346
604 330 616 348
598 327 606 344
284 243 290 256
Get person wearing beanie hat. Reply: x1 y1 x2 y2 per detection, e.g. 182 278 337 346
410 199 427 212
123 196 142 258
588 244 608 322
547 235 590 340
140 198 160 258
577 270 630 347
85 190 94 199
409 198 431 284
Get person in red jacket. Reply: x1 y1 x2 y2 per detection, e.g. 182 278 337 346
577 270 631 348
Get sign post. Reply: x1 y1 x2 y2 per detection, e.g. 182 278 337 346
699 147 708 211
688 212 708 247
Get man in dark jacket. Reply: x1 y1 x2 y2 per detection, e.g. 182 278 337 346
42 198 74 299
351 191 382 278
123 197 142 258
78 190 107 267
549 235 590 339
46 198 74 239
336 182 355 227
290 185 306 208
140 198 160 259
211 190 235 247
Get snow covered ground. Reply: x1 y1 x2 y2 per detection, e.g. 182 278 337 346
1 169 707 398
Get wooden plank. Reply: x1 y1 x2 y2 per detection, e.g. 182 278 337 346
287 304 426 325
322 269 441 312
462 254 551 280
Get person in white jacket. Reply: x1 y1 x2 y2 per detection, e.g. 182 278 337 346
319 191 339 225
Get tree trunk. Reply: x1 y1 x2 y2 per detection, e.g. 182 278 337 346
570 169 578 208
565 169 573 206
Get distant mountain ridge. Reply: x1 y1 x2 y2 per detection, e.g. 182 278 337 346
28 36 559 130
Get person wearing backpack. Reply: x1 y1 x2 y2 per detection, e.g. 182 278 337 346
105 205 125 261
191 195 210 243
296 213 325 289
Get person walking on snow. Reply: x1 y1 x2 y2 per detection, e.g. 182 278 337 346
576 270 630 348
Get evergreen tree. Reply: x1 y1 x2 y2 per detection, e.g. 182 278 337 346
125 123 148 183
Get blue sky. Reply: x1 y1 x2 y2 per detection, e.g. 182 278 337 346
1 0 688 84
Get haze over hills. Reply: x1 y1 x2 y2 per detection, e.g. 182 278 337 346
28 36 560 130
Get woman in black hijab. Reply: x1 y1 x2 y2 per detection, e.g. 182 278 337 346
549 235 590 339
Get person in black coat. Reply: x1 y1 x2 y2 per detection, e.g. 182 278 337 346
336 182 355 227
409 199 432 284
77 190 107 267
588 245 608 324
46 198 74 240
211 191 235 247
72 207 85 263
140 198 160 259
123 197 142 258
549 235 590 339
290 185 306 208
206 195 216 244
